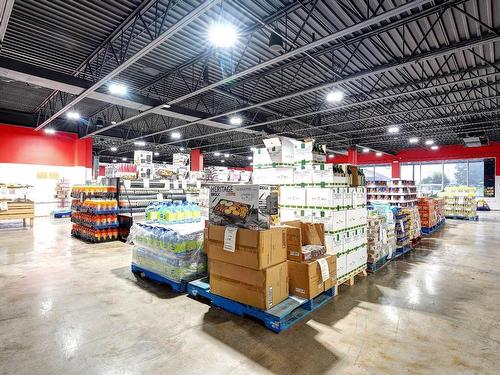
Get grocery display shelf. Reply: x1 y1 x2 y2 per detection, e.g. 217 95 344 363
71 232 118 243
72 208 119 215
131 263 188 293
421 219 446 235
445 215 479 221
187 277 335 333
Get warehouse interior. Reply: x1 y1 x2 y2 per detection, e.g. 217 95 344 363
0 0 499 373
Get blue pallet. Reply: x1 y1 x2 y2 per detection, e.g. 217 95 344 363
187 277 335 333
421 219 446 235
131 264 187 293
367 255 389 273
53 210 72 218
393 246 412 259
445 215 478 221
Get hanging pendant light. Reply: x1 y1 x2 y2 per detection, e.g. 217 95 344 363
269 32 284 52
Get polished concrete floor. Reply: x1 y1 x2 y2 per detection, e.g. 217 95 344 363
1 213 500 375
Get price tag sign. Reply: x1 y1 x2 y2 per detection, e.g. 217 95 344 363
223 227 238 252
317 257 330 283
164 180 170 190
173 180 180 190
124 180 131 189
143 179 150 189
0 201 8 211
196 180 201 189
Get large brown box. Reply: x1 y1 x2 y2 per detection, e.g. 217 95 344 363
206 225 287 270
283 221 325 262
209 259 289 310
287 255 336 299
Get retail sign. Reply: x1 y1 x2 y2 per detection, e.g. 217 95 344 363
173 153 190 168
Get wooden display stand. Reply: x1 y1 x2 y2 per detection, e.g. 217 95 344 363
0 201 35 226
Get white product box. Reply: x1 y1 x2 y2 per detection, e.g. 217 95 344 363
346 250 357 273
253 167 294 185
311 210 334 232
344 188 354 208
359 245 368 267
355 187 367 206
306 187 333 207
331 210 346 231
332 187 345 208
293 140 327 163
279 186 306 206
296 208 314 222
293 165 314 184
280 207 300 222
326 232 345 255
333 174 348 185
253 137 296 165
312 164 334 184
343 229 357 251
346 209 356 228
209 184 269 229
336 253 347 278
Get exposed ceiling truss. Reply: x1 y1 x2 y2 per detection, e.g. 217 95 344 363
0 0 498 167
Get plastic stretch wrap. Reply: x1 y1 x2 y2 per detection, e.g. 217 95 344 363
127 223 206 282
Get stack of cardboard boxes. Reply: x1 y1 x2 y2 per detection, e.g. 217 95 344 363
366 215 384 263
252 136 368 284
417 197 438 228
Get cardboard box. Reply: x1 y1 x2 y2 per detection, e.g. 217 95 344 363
293 165 314 184
312 164 334 184
209 259 288 310
312 210 334 232
209 184 270 229
336 253 347 279
293 140 326 163
288 255 336 299
206 225 287 270
332 187 345 208
331 210 346 231
253 167 294 185
280 186 306 207
306 187 333 207
254 137 296 165
283 221 325 262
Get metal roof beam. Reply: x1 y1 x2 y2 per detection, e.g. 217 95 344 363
33 0 218 131
0 0 14 50
84 0 434 138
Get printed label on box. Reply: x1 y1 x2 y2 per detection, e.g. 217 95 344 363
223 226 238 252
317 257 330 283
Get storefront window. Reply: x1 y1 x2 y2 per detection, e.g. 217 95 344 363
468 160 484 197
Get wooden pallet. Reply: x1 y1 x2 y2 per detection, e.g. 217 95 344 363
334 266 367 295
0 201 34 226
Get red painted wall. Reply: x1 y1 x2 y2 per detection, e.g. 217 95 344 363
329 143 500 175
190 149 203 171
0 124 92 168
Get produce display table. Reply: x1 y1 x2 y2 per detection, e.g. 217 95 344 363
0 200 35 226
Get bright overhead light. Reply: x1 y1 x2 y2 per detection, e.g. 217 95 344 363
326 90 344 103
162 104 171 109
214 152 221 157
376 152 383 157
220 159 225 163
154 151 160 156
122 157 127 161
328 154 335 159
108 83 127 95
409 137 419 144
110 146 117 152
44 128 56 135
224 153 230 158
112 159 117 163
66 111 80 120
179 147 185 151
229 116 243 126
250 147 257 152
247 156 252 160
388 126 399 134
208 22 238 48
134 140 146 146
111 121 117 125
425 139 434 146
171 131 181 140
362 148 370 153
431 145 439 150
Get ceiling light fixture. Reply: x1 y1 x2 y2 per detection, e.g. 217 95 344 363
134 140 146 146
247 156 252 160
171 131 181 140
326 90 344 103
112 159 117 163
214 152 221 157
269 32 284 52
220 159 225 163
388 126 399 133
224 153 230 158
409 137 419 144
179 147 185 151
108 83 127 96
154 152 160 156
328 154 334 159
122 157 127 161
66 111 80 120
44 128 56 135
111 121 117 125
425 139 434 146
376 152 383 157
208 22 238 48
250 147 257 152
110 146 117 152
362 148 370 153
162 104 171 109
229 116 243 126
431 145 439 150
